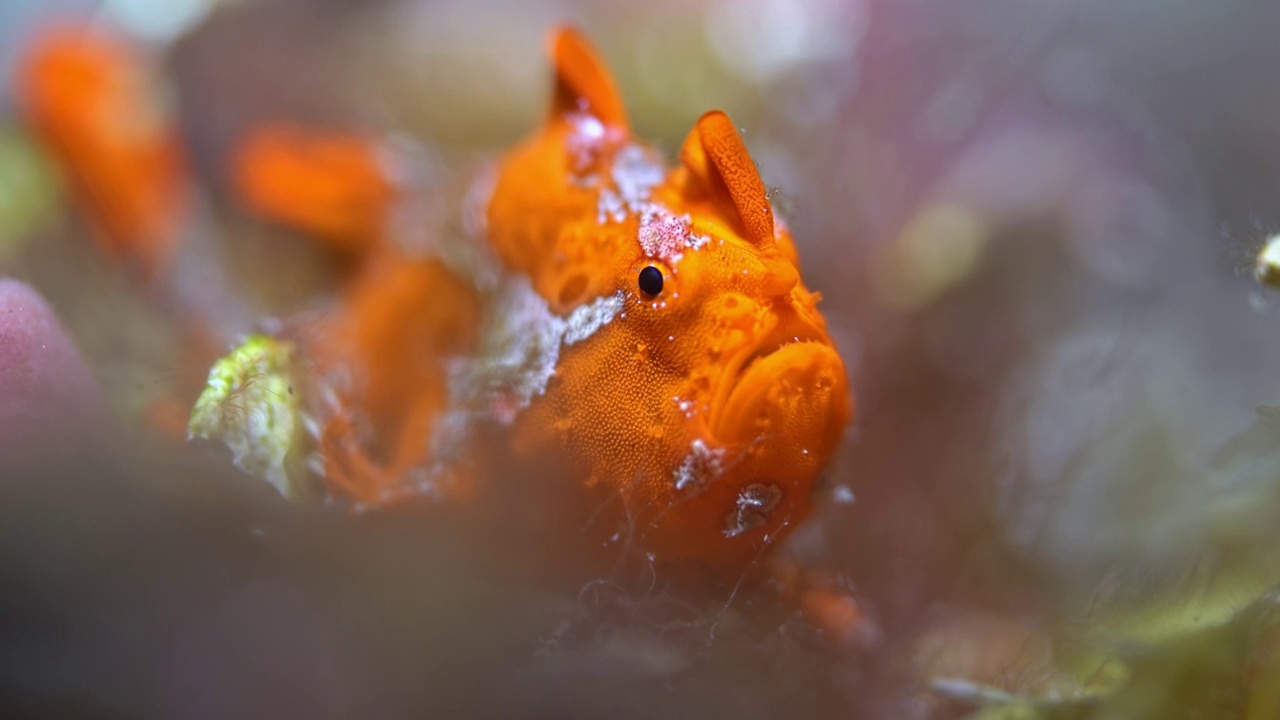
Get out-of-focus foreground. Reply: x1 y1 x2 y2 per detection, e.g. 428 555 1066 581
3 0 1280 718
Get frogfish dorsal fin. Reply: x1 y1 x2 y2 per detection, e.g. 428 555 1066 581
548 26 627 128
677 110 776 247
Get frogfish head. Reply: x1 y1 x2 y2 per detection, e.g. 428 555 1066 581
485 27 853 568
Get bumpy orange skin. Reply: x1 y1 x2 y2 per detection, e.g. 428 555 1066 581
485 29 853 567
14 25 188 282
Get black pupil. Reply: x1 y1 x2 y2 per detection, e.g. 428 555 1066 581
638 266 664 296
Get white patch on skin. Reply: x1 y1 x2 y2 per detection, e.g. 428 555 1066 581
597 187 626 224
450 277 624 425
588 142 664 225
673 438 726 492
724 483 783 538
639 209 710 267
566 112 609 172
611 144 665 209
564 292 625 345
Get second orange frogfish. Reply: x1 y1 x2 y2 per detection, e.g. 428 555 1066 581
13 23 189 283
206 27 854 570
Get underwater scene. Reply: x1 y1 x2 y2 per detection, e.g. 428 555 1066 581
2 0 1280 718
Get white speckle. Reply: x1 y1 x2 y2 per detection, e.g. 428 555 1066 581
674 439 725 492
931 678 1015 704
638 209 707 266
611 144 665 209
583 141 663 224
306 452 327 478
724 483 783 538
577 114 605 142
301 413 321 440
462 164 497 236
596 188 626 224
1256 234 1280 289
450 277 623 424
564 292 625 345
674 396 696 418
832 485 856 504
566 112 610 171
320 383 341 412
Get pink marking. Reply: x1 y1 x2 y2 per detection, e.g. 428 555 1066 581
639 210 703 266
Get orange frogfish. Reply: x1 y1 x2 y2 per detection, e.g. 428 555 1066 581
209 27 855 569
472 29 853 565
241 27 856 567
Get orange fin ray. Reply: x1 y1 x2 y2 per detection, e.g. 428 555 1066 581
548 26 627 128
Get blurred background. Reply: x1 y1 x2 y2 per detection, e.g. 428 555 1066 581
3 0 1280 717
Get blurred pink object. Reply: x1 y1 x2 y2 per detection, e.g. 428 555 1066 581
0 278 107 460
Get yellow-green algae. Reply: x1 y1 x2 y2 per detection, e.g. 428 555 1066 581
188 335 312 500
958 584 1280 720
0 126 61 259
944 407 1280 720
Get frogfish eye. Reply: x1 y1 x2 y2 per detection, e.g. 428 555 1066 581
638 265 664 297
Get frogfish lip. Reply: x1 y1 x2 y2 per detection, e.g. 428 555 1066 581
634 321 851 566
709 324 852 454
